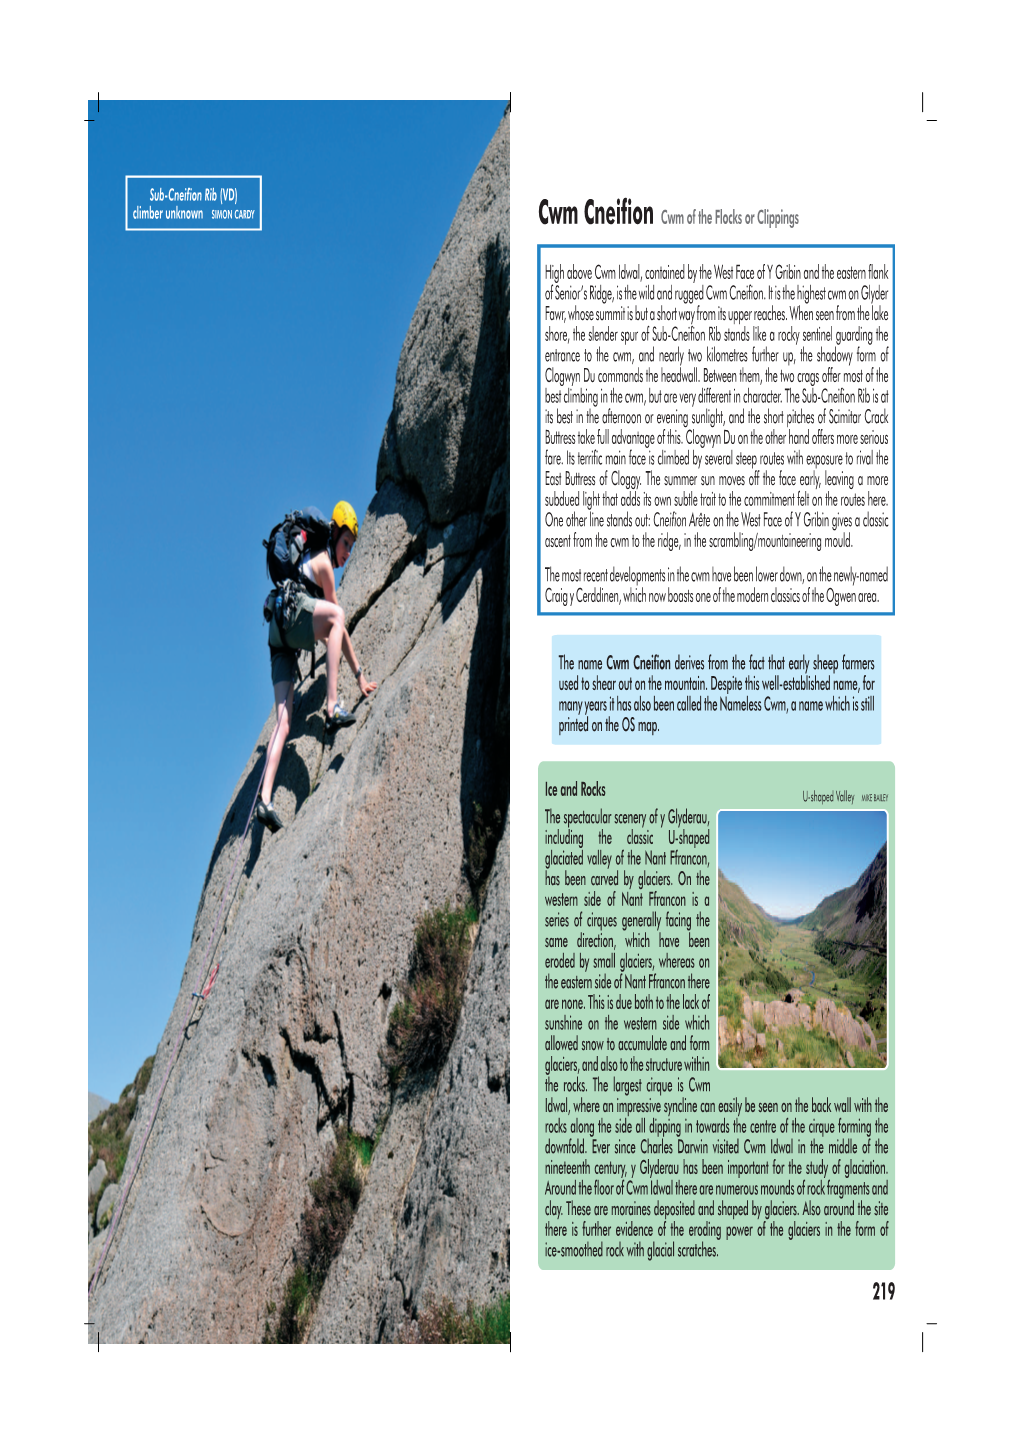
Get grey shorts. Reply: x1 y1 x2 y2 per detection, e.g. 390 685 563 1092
268 592 318 687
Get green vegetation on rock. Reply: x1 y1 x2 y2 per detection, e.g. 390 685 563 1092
721 1024 846 1070
739 963 791 994
264 1127 368 1343
398 1293 510 1343
88 1055 155 1185
718 982 745 1030
384 902 474 1080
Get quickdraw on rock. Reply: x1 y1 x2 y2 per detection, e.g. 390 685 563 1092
192 963 219 1001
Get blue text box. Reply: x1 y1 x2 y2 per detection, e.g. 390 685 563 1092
552 634 881 744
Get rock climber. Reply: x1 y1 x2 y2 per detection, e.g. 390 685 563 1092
257 501 376 833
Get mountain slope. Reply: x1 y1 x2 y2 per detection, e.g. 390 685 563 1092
804 842 887 983
718 871 778 962
88 1093 110 1124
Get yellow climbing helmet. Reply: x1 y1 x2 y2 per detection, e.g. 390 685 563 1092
332 500 359 539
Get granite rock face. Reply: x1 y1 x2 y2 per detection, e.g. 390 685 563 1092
813 996 876 1053
89 111 510 1344
725 986 878 1069
378 116 509 528
88 1160 108 1199
310 818 510 1341
95 1184 121 1232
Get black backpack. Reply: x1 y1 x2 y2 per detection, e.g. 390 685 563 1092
263 507 331 680
263 507 332 590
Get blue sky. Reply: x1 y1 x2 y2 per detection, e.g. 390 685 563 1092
718 810 887 919
89 100 506 1101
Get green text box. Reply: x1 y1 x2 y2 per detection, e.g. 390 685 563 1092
539 762 894 1269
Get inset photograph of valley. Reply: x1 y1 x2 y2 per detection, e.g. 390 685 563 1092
717 810 888 1069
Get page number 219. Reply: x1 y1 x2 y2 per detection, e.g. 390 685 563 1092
873 1282 895 1300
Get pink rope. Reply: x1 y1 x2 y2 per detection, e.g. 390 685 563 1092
88 709 285 1302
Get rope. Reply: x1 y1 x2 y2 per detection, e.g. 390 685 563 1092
88 706 286 1302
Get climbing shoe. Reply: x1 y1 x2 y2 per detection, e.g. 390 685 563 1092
256 798 285 833
324 703 356 734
